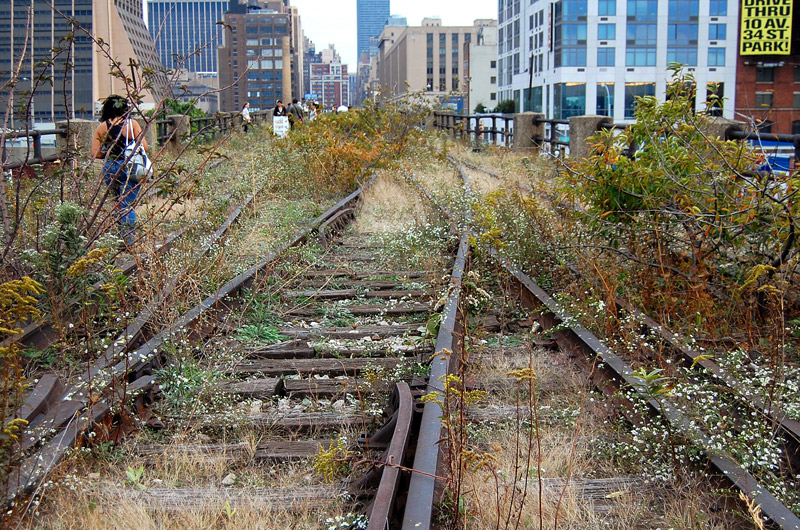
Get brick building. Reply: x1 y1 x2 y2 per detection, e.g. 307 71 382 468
310 62 349 109
735 1 800 134
217 0 303 112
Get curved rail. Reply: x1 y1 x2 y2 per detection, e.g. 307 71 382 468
367 382 414 530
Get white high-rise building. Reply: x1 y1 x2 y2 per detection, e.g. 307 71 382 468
498 0 738 121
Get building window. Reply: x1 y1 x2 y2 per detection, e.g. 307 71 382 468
708 0 727 16
490 92 496 100
626 47 656 66
792 120 800 134
624 82 655 118
491 60 497 68
491 76 497 83
754 92 773 108
709 23 726 40
597 83 614 116
598 23 615 40
524 86 543 112
707 48 725 66
554 82 585 119
755 67 774 83
793 92 800 109
667 48 697 65
668 0 699 19
598 47 615 66
627 0 658 20
757 120 773 133
598 0 616 15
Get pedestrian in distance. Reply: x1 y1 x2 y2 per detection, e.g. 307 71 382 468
273 100 287 117
240 102 252 134
90 94 147 247
287 98 304 129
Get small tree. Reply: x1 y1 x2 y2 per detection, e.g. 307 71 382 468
474 102 487 114
494 99 516 114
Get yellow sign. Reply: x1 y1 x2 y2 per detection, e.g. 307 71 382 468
740 0 793 55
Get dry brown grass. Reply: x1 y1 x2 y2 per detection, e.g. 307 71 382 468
457 331 752 529
353 171 429 233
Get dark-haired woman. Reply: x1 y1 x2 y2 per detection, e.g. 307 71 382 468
90 95 148 247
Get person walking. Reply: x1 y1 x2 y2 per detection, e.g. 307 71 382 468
90 95 147 247
287 98 304 129
273 100 287 117
240 102 252 134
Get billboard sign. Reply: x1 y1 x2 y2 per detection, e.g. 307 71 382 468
740 0 793 55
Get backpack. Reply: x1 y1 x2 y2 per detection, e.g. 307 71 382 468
122 120 152 182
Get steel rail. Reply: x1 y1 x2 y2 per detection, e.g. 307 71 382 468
401 231 469 530
497 255 800 530
450 154 800 454
367 382 414 530
449 156 800 529
5 186 367 508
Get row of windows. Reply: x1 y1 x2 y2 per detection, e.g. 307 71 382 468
529 81 725 119
550 45 726 68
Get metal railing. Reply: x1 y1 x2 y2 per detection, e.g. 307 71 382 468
432 112 514 146
155 117 175 145
1 128 67 170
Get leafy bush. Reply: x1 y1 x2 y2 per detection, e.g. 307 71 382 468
494 99 516 114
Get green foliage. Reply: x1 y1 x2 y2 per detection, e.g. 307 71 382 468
474 103 487 114
235 323 284 344
312 436 353 483
494 99 516 114
565 66 798 320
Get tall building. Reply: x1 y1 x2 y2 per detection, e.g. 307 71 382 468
463 22 498 112
734 1 799 134
147 0 229 75
217 0 303 112
376 18 493 110
310 62 349 108
357 0 390 58
0 0 166 126
498 0 738 122
303 36 322 98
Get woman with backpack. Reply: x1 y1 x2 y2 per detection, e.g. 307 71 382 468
90 95 148 247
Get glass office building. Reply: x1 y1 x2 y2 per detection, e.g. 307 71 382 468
148 0 229 74
0 0 94 124
357 0 389 58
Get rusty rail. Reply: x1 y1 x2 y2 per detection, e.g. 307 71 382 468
6 186 367 508
450 157 800 530
401 231 468 530
367 382 414 530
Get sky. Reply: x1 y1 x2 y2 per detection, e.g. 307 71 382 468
291 0 497 68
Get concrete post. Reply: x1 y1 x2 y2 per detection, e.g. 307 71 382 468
56 119 95 161
130 117 156 155
167 114 191 153
568 115 611 160
512 112 544 152
704 116 746 141
424 111 435 132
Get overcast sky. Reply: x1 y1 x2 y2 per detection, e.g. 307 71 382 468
291 0 497 67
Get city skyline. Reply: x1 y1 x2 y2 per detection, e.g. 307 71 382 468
290 0 497 67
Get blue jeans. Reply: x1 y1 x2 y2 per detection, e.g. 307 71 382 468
103 158 138 245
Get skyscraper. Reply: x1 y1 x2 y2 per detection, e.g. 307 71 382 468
0 0 167 125
147 0 229 75
357 0 390 59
